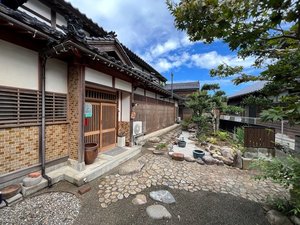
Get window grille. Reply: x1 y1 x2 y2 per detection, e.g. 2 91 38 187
0 86 67 127
86 89 117 102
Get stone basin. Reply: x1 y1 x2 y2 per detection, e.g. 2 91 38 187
0 184 22 199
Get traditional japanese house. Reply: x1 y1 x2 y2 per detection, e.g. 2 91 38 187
0 0 181 188
164 81 200 120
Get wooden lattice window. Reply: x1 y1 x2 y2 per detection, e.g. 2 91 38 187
0 86 67 127
86 89 117 102
45 92 67 122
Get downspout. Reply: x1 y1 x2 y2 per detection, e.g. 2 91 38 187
40 55 52 187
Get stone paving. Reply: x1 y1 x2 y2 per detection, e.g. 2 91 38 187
97 152 289 208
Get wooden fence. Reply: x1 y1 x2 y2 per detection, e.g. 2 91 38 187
133 94 175 134
244 126 275 149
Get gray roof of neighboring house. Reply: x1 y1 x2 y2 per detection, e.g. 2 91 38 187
164 81 200 90
228 81 268 99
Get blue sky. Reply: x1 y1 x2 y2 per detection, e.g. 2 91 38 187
68 0 259 96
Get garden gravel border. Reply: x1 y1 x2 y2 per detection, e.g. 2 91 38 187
0 192 81 225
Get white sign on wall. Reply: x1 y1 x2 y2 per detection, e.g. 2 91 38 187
84 103 92 118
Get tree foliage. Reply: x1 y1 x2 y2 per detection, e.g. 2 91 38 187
187 83 226 135
167 0 300 125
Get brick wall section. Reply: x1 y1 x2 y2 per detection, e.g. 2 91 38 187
45 124 69 161
0 127 39 175
118 121 130 143
68 64 84 161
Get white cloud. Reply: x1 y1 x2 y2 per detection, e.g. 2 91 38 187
190 51 255 70
67 0 181 50
150 51 255 73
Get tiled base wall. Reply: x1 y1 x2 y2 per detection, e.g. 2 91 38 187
0 124 69 176
0 126 39 175
118 121 130 143
46 124 69 161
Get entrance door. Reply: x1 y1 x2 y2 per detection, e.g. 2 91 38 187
100 103 117 151
84 102 117 152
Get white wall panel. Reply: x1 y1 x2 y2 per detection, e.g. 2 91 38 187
45 59 68 93
121 92 130 122
115 78 132 92
85 68 112 87
146 91 156 99
134 88 144 96
0 40 38 90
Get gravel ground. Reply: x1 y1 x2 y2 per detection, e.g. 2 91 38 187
29 181 270 225
0 192 81 225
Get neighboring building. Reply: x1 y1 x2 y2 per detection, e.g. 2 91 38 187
0 0 181 187
164 81 200 120
220 81 300 150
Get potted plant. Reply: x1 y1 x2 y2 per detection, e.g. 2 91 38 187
117 129 126 147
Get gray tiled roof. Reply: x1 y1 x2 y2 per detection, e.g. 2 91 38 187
228 81 268 99
164 81 200 90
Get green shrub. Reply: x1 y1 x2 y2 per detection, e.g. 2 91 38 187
156 143 167 150
253 156 300 216
235 127 244 145
206 137 217 144
181 118 192 131
216 130 229 141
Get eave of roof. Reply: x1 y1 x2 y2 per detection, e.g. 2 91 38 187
121 44 167 82
228 81 268 99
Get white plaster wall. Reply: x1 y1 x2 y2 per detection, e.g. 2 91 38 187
45 59 68 94
134 87 144 96
85 68 112 87
20 0 51 26
0 40 38 90
146 91 156 99
115 78 132 93
56 13 67 27
121 92 130 122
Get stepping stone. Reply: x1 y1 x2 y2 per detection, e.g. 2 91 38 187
119 160 144 175
146 205 171 220
266 210 293 225
184 156 195 162
132 194 147 205
78 185 91 195
153 150 165 155
22 175 42 187
172 153 184 161
149 190 176 204
147 147 155 151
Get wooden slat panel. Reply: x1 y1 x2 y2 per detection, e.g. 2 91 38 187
244 126 275 148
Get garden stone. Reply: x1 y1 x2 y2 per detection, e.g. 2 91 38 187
233 150 243 169
119 160 144 175
290 216 300 225
149 190 176 204
220 147 234 161
22 175 42 187
149 137 161 143
146 205 171 220
266 210 293 225
184 156 195 162
202 155 218 165
172 153 184 161
196 158 205 165
132 194 147 205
